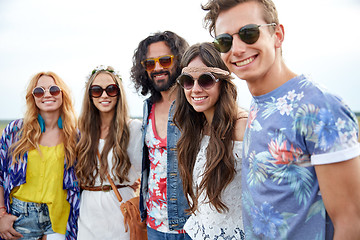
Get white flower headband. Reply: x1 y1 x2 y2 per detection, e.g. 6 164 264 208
87 65 122 81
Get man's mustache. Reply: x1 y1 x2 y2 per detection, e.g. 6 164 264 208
150 70 170 79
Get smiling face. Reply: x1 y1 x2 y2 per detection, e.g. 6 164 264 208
146 41 177 92
215 1 280 86
184 57 221 122
91 72 118 115
34 75 63 115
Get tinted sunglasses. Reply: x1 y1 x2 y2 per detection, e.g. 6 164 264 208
214 23 277 53
177 72 219 90
32 85 61 98
141 55 175 71
89 84 120 98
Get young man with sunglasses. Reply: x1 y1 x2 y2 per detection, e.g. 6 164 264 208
130 31 191 240
203 0 360 239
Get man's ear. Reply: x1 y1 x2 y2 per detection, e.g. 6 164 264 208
274 24 285 48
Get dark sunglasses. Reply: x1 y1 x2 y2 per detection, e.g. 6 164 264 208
177 72 219 90
32 85 61 98
141 55 175 71
89 84 120 98
214 23 276 53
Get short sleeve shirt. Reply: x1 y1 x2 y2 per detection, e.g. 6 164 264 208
242 75 360 239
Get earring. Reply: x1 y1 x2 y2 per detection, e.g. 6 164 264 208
37 114 63 133
57 116 63 129
37 114 46 133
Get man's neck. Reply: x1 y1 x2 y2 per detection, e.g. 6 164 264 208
151 88 177 140
247 59 297 96
156 88 176 107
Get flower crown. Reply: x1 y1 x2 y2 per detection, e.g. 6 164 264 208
88 65 122 81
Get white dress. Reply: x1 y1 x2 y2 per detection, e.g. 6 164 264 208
184 135 245 240
77 119 142 240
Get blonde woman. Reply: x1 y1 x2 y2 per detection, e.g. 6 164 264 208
0 72 79 240
76 66 142 239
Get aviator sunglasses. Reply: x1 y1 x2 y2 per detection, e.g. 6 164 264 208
32 85 62 98
214 23 277 53
177 72 219 90
141 55 176 71
89 84 120 98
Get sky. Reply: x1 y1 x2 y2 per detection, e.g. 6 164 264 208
0 0 359 120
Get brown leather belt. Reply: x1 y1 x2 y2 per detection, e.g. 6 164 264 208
81 185 128 192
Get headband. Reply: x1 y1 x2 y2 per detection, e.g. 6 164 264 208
182 66 230 76
87 65 122 81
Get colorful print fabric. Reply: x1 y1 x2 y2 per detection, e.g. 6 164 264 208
242 75 360 239
145 104 184 234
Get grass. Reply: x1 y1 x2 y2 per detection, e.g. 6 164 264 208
0 120 12 134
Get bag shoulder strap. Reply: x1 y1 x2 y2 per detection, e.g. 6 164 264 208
106 171 123 202
97 150 123 202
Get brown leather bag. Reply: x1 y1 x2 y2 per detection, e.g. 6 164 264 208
106 172 147 240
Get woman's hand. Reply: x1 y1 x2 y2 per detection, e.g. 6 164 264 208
0 213 23 240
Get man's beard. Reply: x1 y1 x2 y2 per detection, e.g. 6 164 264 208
150 70 177 92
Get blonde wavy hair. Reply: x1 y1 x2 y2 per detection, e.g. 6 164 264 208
76 66 131 186
10 72 78 167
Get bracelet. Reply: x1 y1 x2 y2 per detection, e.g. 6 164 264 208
0 210 7 219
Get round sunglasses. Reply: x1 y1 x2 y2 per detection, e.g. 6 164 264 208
177 72 219 90
89 84 120 98
32 85 61 98
213 23 276 53
141 55 175 71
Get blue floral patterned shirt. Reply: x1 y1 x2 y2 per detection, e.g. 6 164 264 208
242 75 360 239
0 119 80 240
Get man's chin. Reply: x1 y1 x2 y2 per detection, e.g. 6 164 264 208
154 83 172 92
151 72 177 92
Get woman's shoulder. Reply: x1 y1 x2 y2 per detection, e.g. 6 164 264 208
3 119 24 135
128 118 142 127
128 118 142 133
233 108 248 142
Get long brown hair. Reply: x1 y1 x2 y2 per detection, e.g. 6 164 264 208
76 66 131 186
173 42 241 213
10 72 78 167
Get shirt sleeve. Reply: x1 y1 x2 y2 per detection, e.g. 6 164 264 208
128 119 143 175
303 93 360 165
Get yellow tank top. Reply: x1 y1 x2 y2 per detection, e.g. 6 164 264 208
12 143 70 234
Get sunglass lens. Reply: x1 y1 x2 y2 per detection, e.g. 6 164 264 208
89 86 103 98
33 87 45 98
49 86 61 96
159 56 172 68
239 24 260 44
214 34 233 53
198 74 216 89
179 75 194 90
106 84 119 97
144 60 155 71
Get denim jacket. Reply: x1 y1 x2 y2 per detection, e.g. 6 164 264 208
139 98 189 231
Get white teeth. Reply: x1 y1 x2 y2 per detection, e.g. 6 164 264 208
236 57 255 67
101 101 110 104
155 74 166 78
193 97 206 101
43 101 54 103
